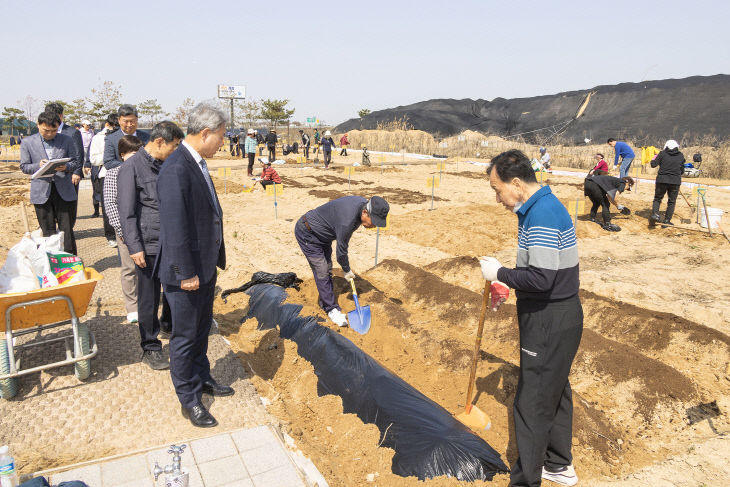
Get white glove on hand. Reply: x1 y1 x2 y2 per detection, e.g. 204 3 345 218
479 256 502 282
344 270 356 281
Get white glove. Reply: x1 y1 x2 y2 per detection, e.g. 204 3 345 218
344 270 356 281
479 256 502 282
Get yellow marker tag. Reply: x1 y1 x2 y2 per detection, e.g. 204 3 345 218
361 143 366 148
266 184 284 196
389 145 395 150
565 199 585 213
426 177 440 188
378 155 385 163
343 167 355 176
217 168 225 177
691 187 706 198
436 162 446 171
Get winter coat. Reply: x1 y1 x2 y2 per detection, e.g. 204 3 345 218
651 148 685 185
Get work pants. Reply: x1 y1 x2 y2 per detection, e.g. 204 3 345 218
91 166 103 213
303 145 310 159
247 152 256 176
34 183 77 255
584 179 611 223
295 218 337 312
323 150 332 167
239 144 246 158
135 254 172 351
165 277 216 408
340 147 348 156
510 295 583 487
618 156 634 179
267 145 276 162
652 182 680 222
117 236 138 314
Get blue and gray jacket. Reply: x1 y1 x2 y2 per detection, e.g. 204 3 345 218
497 186 579 301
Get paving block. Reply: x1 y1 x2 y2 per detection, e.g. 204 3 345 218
146 445 197 475
49 464 102 485
111 479 155 487
101 454 150 485
190 433 239 464
153 466 204 487
241 443 291 476
230 425 277 452
220 479 255 487
198 454 249 487
251 464 304 487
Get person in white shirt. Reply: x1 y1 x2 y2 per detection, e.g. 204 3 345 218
539 147 552 171
90 113 119 243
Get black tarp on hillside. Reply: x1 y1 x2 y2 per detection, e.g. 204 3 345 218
335 74 730 144
243 284 509 481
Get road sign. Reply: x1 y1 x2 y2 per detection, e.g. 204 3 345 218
217 85 245 99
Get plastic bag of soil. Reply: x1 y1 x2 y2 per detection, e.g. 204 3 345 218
243 284 509 481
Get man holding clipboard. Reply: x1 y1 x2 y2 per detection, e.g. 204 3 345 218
20 110 80 254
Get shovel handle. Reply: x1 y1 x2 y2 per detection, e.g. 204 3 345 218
349 278 357 296
464 280 491 413
20 202 30 234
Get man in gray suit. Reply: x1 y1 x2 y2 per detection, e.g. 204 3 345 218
20 111 80 254
104 104 149 171
44 102 85 185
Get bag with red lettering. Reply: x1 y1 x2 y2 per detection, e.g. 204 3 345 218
47 252 85 285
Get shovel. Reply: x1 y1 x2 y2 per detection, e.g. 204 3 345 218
456 280 505 431
347 279 371 334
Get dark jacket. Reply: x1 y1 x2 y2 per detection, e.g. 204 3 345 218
60 123 86 177
103 129 150 170
155 143 226 286
265 132 277 146
651 148 685 185
584 174 626 200
117 147 164 255
321 137 336 152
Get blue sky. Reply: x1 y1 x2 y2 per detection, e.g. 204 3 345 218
1 0 728 125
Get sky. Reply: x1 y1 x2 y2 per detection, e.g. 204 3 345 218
1 0 729 126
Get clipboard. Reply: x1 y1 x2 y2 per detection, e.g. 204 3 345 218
32 158 71 179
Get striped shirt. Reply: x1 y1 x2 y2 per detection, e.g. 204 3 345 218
497 186 579 301
102 167 123 237
261 166 281 183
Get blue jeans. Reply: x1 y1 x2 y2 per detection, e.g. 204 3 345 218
619 157 634 178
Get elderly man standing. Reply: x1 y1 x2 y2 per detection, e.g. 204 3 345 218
157 103 230 427
19 111 80 254
104 104 150 171
480 150 583 487
117 121 183 370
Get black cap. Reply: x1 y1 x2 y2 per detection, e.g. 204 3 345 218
367 196 389 227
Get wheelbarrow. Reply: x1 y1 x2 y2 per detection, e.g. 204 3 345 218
0 268 103 400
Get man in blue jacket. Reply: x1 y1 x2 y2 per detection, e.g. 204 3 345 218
480 150 583 487
295 195 389 327
607 138 635 181
117 121 183 370
156 103 230 428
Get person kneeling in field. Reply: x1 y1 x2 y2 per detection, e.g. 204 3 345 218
257 159 281 189
295 196 389 327
583 174 633 232
481 150 583 487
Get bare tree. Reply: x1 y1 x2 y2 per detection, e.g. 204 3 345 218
18 95 40 123
86 80 123 121
138 99 168 126
236 99 261 127
173 97 196 127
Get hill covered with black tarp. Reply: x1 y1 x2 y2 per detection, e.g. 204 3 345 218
335 75 730 144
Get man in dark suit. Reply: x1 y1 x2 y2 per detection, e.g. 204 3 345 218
157 103 231 428
19 111 80 254
45 103 85 225
104 104 150 171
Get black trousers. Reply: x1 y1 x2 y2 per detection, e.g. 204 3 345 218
267 145 276 162
511 296 583 487
324 150 332 167
247 152 255 175
340 147 348 156
652 182 680 221
239 145 246 158
98 177 116 240
135 254 172 351
34 183 77 255
303 145 309 159
584 179 611 223
164 276 216 408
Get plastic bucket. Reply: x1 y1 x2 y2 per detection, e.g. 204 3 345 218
699 207 724 229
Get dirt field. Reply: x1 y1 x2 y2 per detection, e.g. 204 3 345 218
1 150 729 485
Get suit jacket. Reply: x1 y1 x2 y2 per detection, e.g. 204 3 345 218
103 129 150 171
155 143 226 286
19 133 80 204
59 123 85 176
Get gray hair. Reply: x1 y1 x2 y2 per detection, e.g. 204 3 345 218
117 104 138 117
150 121 185 142
187 102 229 135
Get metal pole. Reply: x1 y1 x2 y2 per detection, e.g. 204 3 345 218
230 98 234 131
431 178 435 210
273 183 278 219
574 199 578 227
696 186 701 224
348 171 351 191
374 227 380 266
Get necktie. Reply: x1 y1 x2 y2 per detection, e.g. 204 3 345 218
198 159 221 215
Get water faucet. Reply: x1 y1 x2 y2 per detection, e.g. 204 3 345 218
152 444 187 481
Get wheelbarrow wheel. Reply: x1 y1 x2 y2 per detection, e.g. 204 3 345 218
0 339 18 399
74 323 91 381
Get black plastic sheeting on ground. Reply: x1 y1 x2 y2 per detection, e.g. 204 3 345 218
220 272 302 302
243 284 509 481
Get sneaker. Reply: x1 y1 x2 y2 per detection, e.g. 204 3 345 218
142 350 170 370
542 464 578 486
327 308 348 327
620 207 631 215
649 213 661 222
589 216 596 223
662 220 674 226
108 239 118 248
602 222 621 232
127 312 138 323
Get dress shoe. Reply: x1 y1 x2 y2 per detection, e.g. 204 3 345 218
182 403 218 428
202 380 234 397
142 350 169 370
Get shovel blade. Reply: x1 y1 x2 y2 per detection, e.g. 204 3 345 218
456 405 492 431
347 305 371 334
